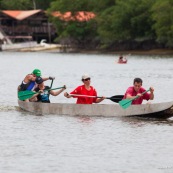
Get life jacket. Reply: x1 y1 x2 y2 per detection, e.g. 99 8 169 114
19 81 36 91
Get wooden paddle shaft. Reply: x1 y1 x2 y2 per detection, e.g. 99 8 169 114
70 94 100 98
69 94 123 100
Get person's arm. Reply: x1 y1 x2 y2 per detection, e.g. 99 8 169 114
29 93 39 101
30 75 37 81
64 92 72 98
92 88 105 103
42 76 55 81
95 96 105 103
50 85 66 96
25 74 36 82
29 90 43 102
124 86 141 100
126 94 138 99
149 87 154 100
64 86 80 98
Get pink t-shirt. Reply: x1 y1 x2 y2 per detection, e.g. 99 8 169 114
123 86 150 104
70 85 97 104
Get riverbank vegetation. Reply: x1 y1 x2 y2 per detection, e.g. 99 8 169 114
0 0 173 51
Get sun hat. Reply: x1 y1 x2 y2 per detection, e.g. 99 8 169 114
32 69 41 77
35 77 43 84
82 74 90 80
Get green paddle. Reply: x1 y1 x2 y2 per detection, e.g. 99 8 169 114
18 86 65 100
119 89 150 109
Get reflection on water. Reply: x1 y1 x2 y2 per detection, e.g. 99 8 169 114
0 52 173 173
0 106 173 173
120 116 173 127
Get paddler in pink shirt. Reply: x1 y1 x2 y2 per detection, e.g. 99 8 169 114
123 78 154 104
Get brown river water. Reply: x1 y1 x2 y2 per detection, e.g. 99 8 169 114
0 52 173 173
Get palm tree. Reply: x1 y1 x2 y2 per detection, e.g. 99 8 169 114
32 0 36 9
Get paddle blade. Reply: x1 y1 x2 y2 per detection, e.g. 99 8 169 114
18 90 36 100
109 95 124 103
119 99 132 109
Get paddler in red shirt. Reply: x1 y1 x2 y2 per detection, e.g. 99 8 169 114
123 78 154 104
64 74 105 104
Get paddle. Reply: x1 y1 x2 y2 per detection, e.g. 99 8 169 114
119 89 150 109
69 94 124 103
18 86 65 100
48 79 54 99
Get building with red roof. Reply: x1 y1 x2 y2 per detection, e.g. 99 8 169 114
0 10 95 44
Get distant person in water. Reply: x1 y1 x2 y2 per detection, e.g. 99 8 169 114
18 69 54 92
30 77 66 103
118 55 127 63
123 78 154 104
64 74 105 104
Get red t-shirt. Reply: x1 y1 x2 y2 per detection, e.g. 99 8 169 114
123 86 150 104
70 85 97 104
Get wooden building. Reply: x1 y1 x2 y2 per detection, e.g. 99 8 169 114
0 10 96 46
0 10 57 43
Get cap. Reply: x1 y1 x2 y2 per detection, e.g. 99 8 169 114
32 69 41 77
82 74 90 80
35 77 43 84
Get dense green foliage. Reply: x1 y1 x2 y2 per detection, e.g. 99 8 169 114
151 0 173 47
0 0 54 10
96 0 156 46
48 0 173 49
0 0 33 10
48 0 98 48
0 0 173 49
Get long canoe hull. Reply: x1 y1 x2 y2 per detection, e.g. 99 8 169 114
18 100 173 119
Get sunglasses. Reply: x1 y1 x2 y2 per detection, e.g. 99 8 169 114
83 78 90 81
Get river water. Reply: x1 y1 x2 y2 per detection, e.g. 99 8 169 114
0 52 173 173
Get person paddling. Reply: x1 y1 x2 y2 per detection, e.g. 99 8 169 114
118 54 127 63
30 77 66 103
64 74 105 104
18 69 54 92
123 78 154 105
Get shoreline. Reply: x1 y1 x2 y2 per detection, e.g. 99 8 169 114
78 48 173 55
1 46 173 55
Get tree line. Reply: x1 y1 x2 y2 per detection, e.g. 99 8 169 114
0 0 173 50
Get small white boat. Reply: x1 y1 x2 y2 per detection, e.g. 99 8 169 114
18 100 173 119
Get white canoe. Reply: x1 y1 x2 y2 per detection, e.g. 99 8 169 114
18 100 173 119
